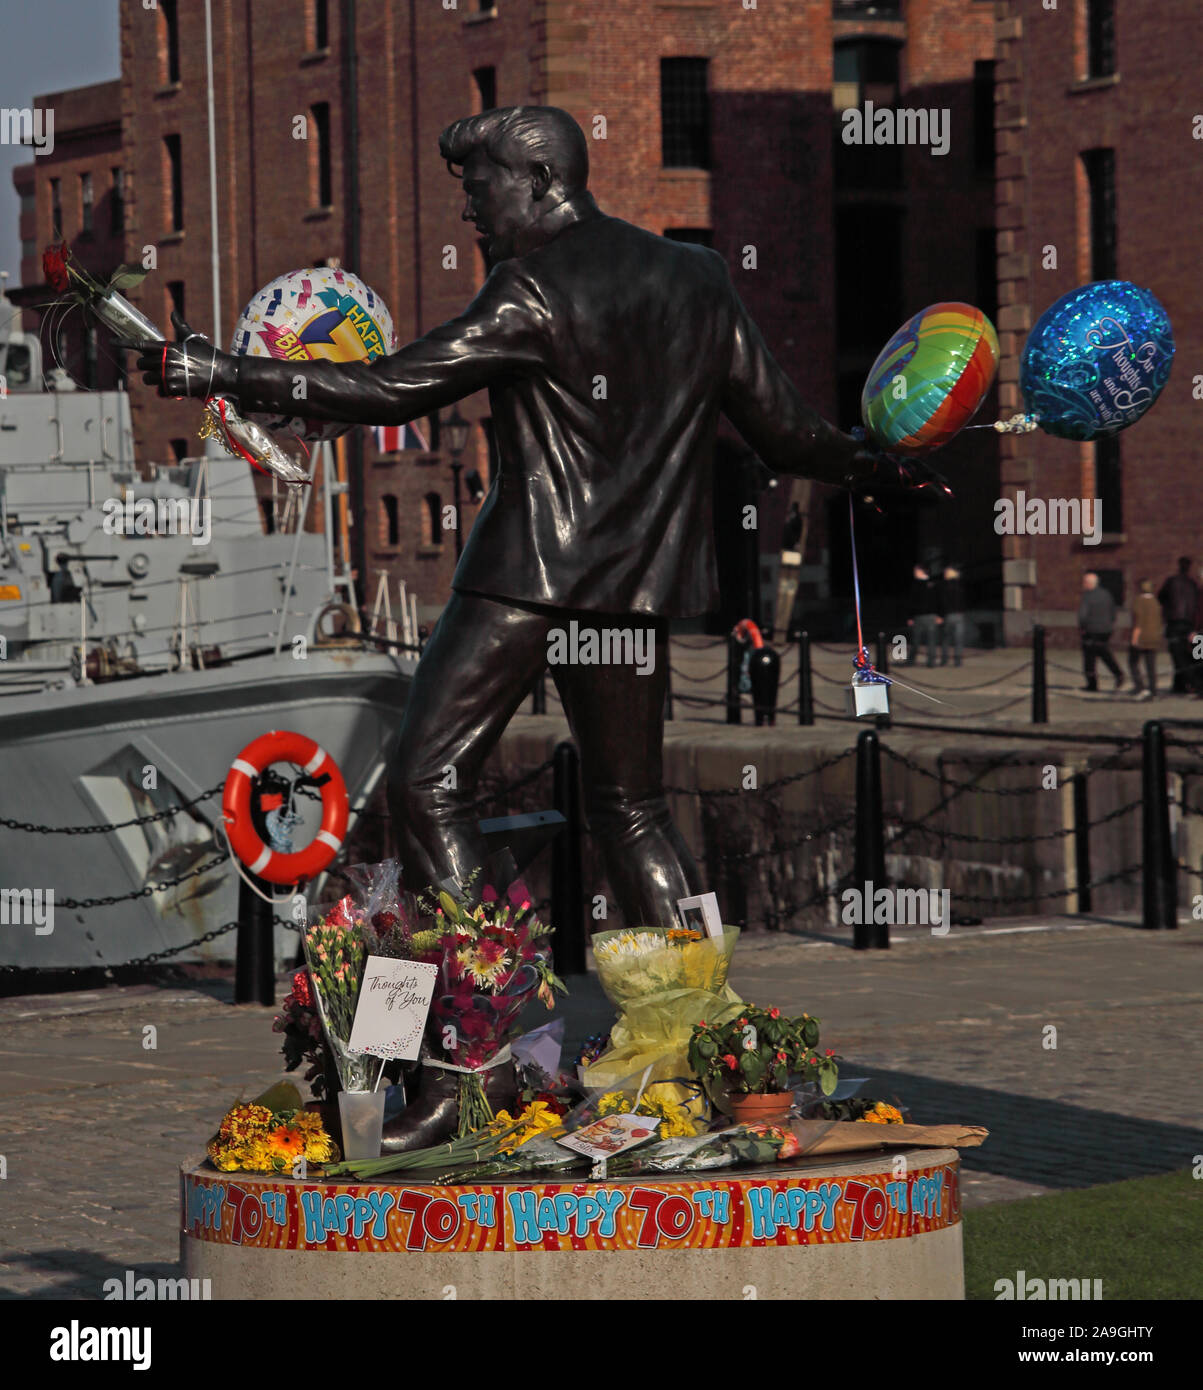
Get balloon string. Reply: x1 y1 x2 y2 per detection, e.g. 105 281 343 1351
849 493 866 669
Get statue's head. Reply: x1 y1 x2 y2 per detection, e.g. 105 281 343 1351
439 106 589 261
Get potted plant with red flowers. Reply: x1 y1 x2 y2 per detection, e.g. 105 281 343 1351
688 1005 838 1124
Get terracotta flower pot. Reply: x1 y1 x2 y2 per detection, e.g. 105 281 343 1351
728 1091 794 1124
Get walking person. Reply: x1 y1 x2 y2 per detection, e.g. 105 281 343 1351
1157 557 1198 695
907 564 941 667
939 560 966 667
1079 571 1123 693
1128 578 1162 700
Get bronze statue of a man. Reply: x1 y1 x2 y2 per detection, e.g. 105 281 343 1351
135 105 941 931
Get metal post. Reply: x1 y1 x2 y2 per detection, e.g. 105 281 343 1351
876 630 889 676
531 671 546 715
726 633 742 724
1031 623 1048 725
853 728 888 950
551 740 587 973
797 630 814 726
748 646 780 727
235 781 277 1005
1072 771 1092 914
1141 721 1177 929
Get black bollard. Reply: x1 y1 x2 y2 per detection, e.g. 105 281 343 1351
234 779 278 1005
551 740 587 972
748 645 781 726
1140 721 1177 929
531 671 547 715
853 728 888 950
797 631 814 726
726 634 742 724
1072 771 1092 914
1031 624 1048 725
876 630 890 677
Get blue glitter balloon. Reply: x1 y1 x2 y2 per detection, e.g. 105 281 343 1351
1020 281 1174 441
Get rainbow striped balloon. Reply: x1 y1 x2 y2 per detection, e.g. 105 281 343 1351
861 302 999 457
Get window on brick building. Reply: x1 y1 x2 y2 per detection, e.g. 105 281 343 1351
111 167 125 235
661 59 710 169
1095 434 1122 535
976 226 997 323
835 203 903 357
170 438 190 464
311 103 332 208
381 494 399 548
80 172 93 235
311 0 329 51
664 228 713 246
423 493 442 547
833 39 902 190
974 60 996 174
164 134 183 230
477 0 495 11
161 0 181 86
832 1 901 15
1085 0 1116 80
427 413 441 451
1082 147 1116 280
473 66 496 112
50 178 62 239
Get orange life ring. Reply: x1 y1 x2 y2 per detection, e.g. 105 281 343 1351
221 730 349 885
732 619 766 649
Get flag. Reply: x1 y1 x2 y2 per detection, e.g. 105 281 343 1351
370 421 430 453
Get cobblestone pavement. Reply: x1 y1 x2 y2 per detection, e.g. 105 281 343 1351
1 918 1199 1298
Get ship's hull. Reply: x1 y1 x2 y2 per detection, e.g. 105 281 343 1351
0 648 412 969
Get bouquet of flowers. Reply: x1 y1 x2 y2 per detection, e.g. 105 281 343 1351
41 242 307 486
301 899 373 1093
272 967 336 1100
206 1083 339 1173
418 869 566 1136
581 926 743 1123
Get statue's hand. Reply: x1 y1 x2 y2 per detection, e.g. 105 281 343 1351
125 310 238 399
844 429 953 505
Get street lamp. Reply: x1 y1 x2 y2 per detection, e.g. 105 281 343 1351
444 405 472 558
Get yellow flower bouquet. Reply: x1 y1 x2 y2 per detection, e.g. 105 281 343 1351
582 926 743 1123
206 1082 340 1173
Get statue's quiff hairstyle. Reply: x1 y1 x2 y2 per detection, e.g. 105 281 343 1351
439 106 589 193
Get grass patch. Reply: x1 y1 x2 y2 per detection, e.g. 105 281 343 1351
964 1168 1202 1301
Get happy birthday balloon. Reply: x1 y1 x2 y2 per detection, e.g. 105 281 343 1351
1020 281 1174 441
861 302 999 457
230 267 398 441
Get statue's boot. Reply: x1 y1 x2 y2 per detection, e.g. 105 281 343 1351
379 1059 519 1155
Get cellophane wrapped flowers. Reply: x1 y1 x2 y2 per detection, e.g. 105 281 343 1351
418 870 566 1137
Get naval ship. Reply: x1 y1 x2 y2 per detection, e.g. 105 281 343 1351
0 285 416 971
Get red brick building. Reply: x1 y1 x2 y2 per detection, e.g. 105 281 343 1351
994 0 1203 644
13 0 1001 630
10 79 125 393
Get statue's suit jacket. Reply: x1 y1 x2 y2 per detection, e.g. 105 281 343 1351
234 193 858 617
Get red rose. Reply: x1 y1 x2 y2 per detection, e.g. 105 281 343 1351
42 243 69 293
769 1007 781 1020
722 1053 739 1070
291 969 312 1009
